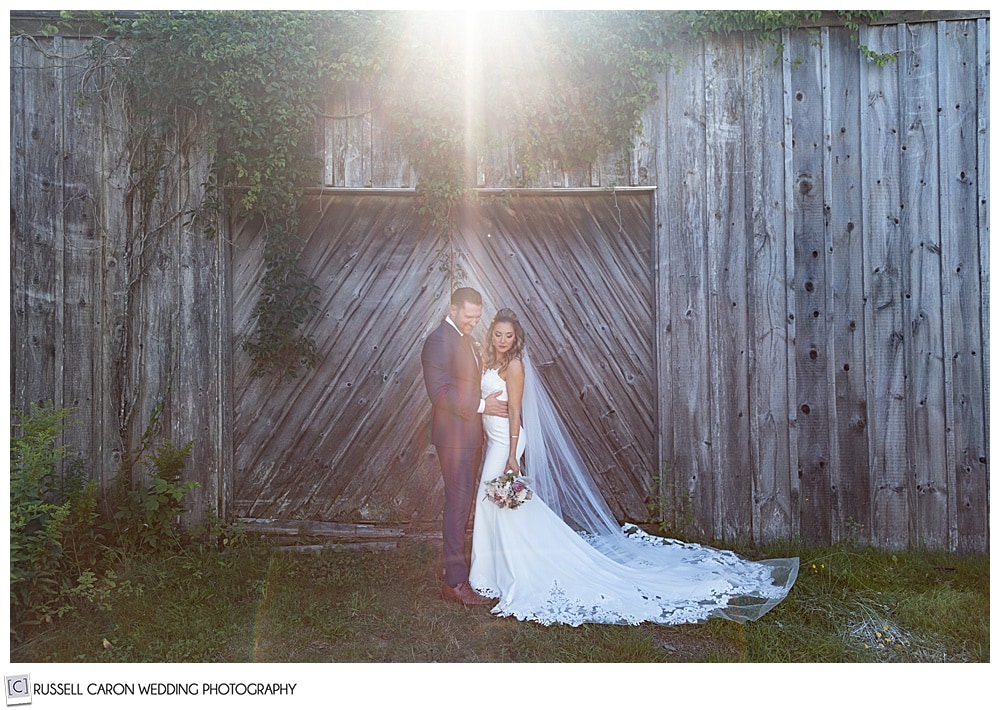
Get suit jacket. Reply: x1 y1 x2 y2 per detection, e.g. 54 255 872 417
421 319 482 449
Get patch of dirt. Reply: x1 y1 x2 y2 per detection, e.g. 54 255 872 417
647 626 744 661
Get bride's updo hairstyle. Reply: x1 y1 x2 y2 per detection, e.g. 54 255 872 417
484 308 525 372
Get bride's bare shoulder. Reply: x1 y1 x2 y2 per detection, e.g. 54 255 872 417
506 357 525 378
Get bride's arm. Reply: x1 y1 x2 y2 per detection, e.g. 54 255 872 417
505 358 525 474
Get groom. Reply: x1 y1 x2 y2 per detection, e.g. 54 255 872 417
421 287 506 606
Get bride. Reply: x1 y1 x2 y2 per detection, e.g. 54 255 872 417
469 308 799 626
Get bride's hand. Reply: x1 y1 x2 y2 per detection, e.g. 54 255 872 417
505 459 520 476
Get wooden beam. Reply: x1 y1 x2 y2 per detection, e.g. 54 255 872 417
238 518 404 539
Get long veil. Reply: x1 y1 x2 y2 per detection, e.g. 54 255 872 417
519 352 799 622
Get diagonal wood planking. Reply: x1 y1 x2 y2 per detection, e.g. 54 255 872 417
231 190 656 525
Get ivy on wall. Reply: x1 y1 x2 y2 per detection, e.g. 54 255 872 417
78 9 888 379
94 11 390 380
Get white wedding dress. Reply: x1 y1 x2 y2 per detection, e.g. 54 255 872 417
470 365 799 627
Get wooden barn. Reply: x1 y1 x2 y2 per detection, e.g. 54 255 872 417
9 11 990 551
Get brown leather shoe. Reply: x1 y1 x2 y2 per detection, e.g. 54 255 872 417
441 582 493 606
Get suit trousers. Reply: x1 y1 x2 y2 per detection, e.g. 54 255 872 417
436 444 480 587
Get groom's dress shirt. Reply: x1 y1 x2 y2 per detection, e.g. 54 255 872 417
445 316 485 414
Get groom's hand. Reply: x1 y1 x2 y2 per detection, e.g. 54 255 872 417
482 390 508 417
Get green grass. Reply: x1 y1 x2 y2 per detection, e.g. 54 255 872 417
9 538 988 663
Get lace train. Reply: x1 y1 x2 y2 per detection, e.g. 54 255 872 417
469 367 798 626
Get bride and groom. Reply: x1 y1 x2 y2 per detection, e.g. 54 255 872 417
421 287 798 626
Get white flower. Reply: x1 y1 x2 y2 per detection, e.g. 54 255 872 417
484 471 533 509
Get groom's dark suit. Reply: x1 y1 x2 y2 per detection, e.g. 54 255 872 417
421 318 483 588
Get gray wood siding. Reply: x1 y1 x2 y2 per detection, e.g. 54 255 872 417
642 21 989 548
10 34 226 517
10 16 989 549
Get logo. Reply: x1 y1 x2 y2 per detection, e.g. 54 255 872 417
5 676 31 706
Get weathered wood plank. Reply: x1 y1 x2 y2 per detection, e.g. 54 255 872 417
10 36 29 411
172 113 223 527
51 37 67 439
647 71 675 528
705 35 752 542
781 30 803 542
826 27 873 544
932 21 962 552
664 43 714 539
13 35 59 414
897 22 950 548
58 36 103 479
788 29 834 545
97 52 132 485
937 20 989 552
861 24 910 549
819 31 841 539
326 83 371 188
975 18 989 507
475 113 520 188
745 32 795 543
239 518 404 538
216 220 236 522
128 126 182 477
368 87 414 188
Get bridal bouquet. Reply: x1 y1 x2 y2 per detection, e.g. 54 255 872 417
483 470 533 509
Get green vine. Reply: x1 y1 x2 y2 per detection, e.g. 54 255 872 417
92 10 387 379
70 10 890 377
666 10 895 65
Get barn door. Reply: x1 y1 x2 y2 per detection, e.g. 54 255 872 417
230 189 656 527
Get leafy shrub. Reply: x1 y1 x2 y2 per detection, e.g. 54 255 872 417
10 400 209 646
10 403 102 636
190 513 250 553
103 439 198 553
